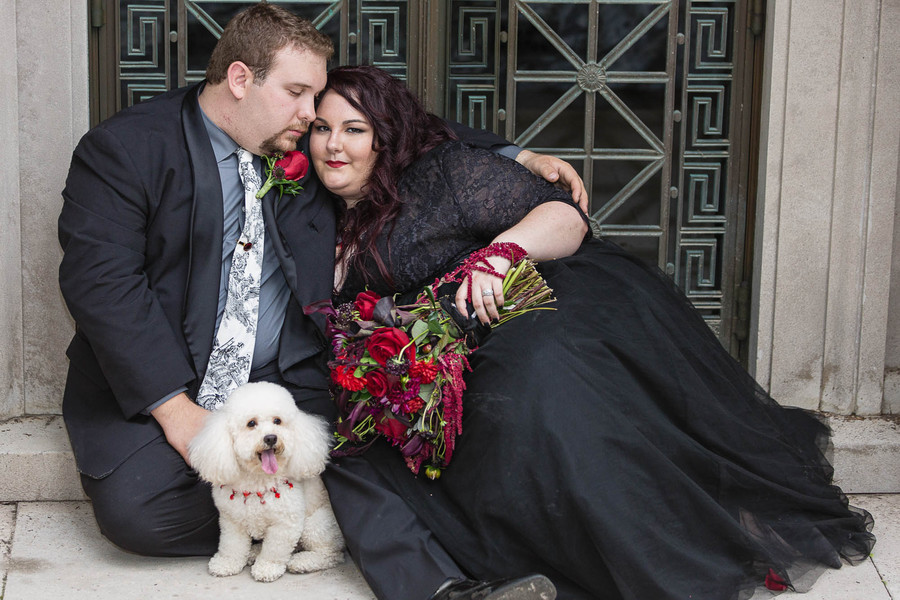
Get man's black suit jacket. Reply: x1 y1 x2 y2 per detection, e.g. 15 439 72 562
59 84 338 478
59 83 512 479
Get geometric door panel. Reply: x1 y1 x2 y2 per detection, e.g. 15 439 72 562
445 1 752 351
115 1 415 106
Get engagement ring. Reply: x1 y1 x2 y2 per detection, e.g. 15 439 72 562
482 288 494 297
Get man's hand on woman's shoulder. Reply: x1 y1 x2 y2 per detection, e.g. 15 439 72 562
515 149 588 212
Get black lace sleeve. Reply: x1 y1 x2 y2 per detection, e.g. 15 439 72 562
433 141 584 240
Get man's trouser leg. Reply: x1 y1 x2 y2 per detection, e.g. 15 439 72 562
81 434 219 556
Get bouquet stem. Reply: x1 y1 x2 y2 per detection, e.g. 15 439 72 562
495 259 556 321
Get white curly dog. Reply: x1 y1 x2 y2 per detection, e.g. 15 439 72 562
188 381 344 582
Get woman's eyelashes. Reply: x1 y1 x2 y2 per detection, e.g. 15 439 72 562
312 122 367 135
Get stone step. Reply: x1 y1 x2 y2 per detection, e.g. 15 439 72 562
830 414 900 493
0 416 85 501
1 414 898 502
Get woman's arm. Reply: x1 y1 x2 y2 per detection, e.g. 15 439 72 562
456 200 589 323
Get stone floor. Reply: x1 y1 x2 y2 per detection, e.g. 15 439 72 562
0 494 896 600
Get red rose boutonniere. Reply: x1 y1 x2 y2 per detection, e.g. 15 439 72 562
256 151 308 199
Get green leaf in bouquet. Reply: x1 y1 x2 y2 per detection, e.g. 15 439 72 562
424 285 438 307
350 387 372 402
420 382 442 420
418 382 436 403
410 319 430 343
426 311 446 335
434 331 453 355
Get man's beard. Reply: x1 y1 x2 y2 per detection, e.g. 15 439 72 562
260 123 307 156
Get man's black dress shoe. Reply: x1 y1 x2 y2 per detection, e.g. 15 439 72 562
429 574 557 600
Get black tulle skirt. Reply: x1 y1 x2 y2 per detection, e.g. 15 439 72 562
338 239 874 600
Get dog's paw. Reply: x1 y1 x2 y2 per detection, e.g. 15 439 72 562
208 552 246 577
250 559 287 582
287 549 344 574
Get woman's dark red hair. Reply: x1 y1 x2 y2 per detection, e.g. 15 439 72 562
321 65 456 289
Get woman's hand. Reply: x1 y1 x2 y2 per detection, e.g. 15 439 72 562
453 200 587 324
515 150 588 213
455 255 512 324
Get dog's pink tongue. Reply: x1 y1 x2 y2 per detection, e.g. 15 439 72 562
261 449 278 474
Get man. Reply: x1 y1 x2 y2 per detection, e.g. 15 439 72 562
59 2 584 598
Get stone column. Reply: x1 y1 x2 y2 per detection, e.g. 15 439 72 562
0 1 24 419
752 0 900 415
885 141 900 414
16 0 87 414
871 0 900 415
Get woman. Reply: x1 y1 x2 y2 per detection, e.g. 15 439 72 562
310 65 875 600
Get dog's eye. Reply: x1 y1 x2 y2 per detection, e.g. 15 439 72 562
246 420 257 428
273 418 282 425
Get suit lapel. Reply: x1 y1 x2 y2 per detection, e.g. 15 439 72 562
264 167 336 335
262 191 297 292
181 84 223 387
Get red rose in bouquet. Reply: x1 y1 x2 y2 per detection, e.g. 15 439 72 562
367 328 416 366
364 370 393 398
354 290 381 321
374 411 409 442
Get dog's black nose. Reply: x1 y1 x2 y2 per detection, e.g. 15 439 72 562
263 434 277 447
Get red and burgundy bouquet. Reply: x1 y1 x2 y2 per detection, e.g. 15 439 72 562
306 245 556 479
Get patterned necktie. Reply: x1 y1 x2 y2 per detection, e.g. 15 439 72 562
197 148 266 410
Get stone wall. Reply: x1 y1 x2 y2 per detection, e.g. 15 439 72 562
1 1 87 419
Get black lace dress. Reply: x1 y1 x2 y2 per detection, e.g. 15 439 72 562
334 141 874 600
